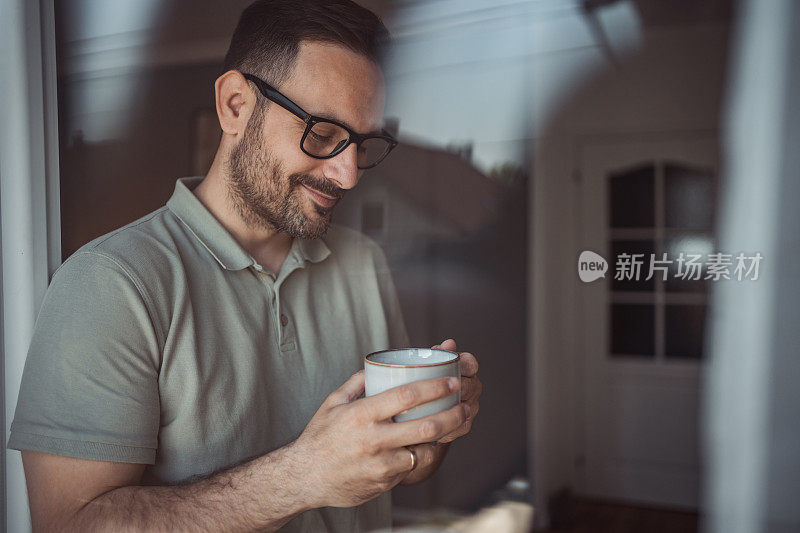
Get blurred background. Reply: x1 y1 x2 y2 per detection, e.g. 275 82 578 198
3 0 800 532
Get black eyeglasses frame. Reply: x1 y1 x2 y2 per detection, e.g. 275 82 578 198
242 72 398 169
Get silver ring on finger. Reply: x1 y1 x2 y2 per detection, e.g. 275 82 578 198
406 446 417 471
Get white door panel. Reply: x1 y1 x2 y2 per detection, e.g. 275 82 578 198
578 136 716 509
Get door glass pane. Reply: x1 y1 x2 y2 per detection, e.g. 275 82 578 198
610 240 656 292
610 303 655 357
609 164 655 228
665 304 707 359
664 163 715 230
664 233 714 292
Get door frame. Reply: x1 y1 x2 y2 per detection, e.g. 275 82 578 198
1 0 61 530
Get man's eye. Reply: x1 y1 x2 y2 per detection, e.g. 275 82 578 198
310 131 332 142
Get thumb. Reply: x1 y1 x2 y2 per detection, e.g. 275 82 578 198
326 370 365 406
433 338 457 351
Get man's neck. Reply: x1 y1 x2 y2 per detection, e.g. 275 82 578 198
193 162 293 276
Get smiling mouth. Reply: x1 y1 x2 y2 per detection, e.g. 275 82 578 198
302 185 338 208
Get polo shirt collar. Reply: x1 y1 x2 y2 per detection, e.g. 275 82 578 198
294 235 331 264
167 177 331 271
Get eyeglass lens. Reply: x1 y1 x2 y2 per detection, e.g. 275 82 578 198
304 121 392 168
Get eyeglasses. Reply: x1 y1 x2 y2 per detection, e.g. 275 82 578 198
242 72 398 169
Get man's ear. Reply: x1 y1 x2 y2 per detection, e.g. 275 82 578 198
215 70 255 136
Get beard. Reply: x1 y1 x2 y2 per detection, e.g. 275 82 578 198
225 103 345 239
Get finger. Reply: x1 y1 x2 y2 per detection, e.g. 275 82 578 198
432 338 457 352
387 446 418 476
438 421 470 444
325 370 365 406
359 376 460 421
407 443 437 471
439 419 472 443
377 402 469 448
438 400 479 443
459 352 479 377
461 376 483 402
466 399 479 421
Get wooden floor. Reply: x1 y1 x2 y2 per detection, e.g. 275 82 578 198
545 498 699 533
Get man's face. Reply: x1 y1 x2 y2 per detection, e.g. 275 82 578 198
226 41 386 239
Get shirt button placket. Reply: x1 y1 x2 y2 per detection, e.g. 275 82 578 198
277 304 297 352
254 266 282 347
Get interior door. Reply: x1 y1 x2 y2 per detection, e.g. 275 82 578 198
577 136 717 508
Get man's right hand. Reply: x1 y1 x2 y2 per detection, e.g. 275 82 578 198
291 370 467 508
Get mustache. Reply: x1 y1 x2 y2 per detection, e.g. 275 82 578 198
290 173 346 199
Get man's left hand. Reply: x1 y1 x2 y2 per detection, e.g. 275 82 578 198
399 338 482 484
433 338 481 444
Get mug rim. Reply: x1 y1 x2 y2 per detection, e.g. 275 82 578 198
364 347 460 368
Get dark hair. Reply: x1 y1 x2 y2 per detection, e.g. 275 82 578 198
223 0 389 87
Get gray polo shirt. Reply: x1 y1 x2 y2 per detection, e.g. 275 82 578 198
9 176 409 532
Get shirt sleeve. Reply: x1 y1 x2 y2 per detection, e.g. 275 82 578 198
8 251 162 464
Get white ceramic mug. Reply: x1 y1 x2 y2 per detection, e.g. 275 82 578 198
364 348 461 422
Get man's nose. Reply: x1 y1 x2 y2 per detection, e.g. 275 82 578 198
322 143 361 190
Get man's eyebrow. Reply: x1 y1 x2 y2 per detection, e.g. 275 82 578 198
313 111 384 135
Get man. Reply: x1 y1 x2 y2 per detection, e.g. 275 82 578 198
8 0 482 531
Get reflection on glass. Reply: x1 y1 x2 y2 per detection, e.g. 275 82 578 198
610 303 655 357
608 164 655 228
610 240 656 292
665 234 714 292
664 162 715 230
361 202 385 242
335 1 534 510
665 304 706 359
